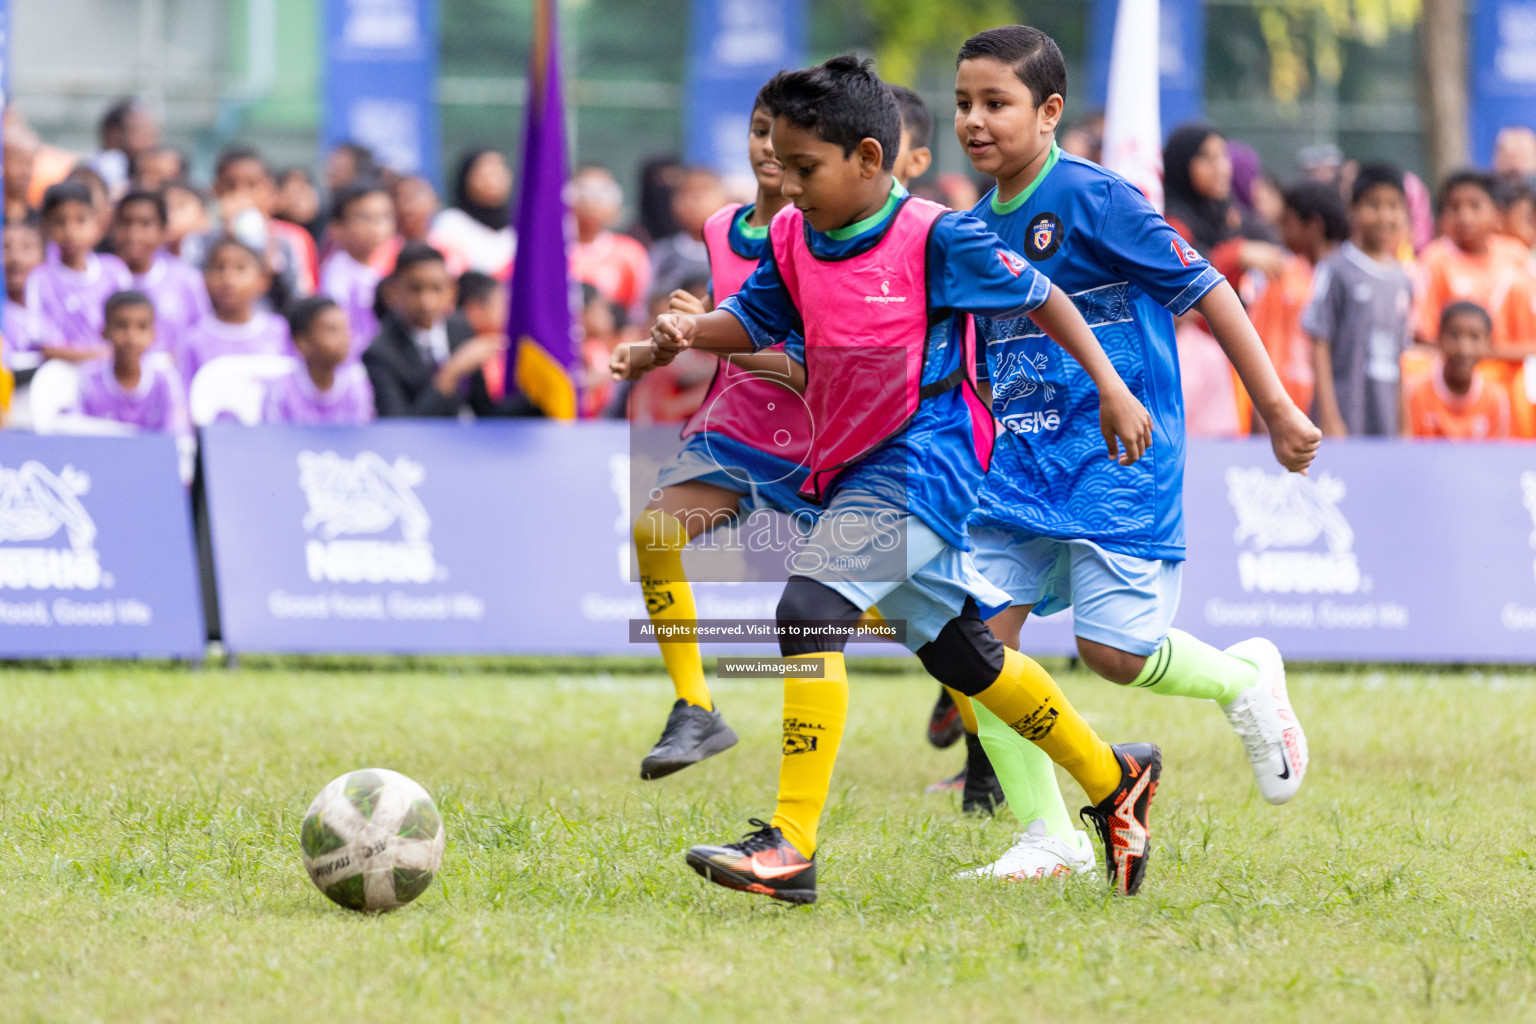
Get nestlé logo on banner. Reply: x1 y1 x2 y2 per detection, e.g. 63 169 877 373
1207 465 1406 634
299 450 442 585
1226 467 1360 595
0 461 106 591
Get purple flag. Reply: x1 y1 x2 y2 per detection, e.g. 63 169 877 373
505 0 579 419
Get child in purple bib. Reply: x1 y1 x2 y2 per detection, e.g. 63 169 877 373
77 290 190 439
179 237 292 385
262 296 375 425
29 182 131 362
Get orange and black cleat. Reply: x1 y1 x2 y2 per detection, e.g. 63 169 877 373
927 687 963 748
1079 743 1162 897
685 818 817 904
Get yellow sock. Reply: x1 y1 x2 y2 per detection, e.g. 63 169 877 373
634 509 711 709
771 652 849 857
972 648 1121 804
945 687 978 734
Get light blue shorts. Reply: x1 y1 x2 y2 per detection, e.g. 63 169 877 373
969 523 1182 657
797 491 1010 652
653 433 817 518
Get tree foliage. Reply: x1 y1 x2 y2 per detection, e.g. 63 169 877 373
1257 0 1421 104
859 0 1018 86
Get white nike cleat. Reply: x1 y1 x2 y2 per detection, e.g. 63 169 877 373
959 819 1096 881
1222 637 1309 805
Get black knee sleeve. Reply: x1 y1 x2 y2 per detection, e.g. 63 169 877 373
776 575 862 656
915 598 1006 696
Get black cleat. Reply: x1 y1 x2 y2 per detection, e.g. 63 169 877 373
1079 743 1161 897
640 699 739 780
961 732 1005 816
928 687 963 748
685 819 817 904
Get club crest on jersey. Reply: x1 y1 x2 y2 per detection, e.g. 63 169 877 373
1023 212 1063 261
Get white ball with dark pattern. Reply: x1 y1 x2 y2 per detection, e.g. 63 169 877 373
300 768 445 912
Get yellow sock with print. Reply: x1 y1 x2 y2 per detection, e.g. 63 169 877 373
972 648 1121 804
633 509 711 709
771 653 849 857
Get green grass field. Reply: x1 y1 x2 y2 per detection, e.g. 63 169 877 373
4 658 1536 1023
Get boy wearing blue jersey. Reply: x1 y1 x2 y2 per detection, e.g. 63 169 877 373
951 27 1322 881
652 56 1166 902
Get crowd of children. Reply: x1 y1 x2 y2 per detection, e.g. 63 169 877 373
1159 126 1536 441
0 100 745 435
2 92 1534 443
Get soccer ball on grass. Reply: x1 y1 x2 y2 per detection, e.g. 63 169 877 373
300 768 446 912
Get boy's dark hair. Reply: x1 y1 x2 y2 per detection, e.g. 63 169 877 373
286 295 340 338
957 26 1067 108
278 165 315 186
1351 162 1406 204
41 181 96 219
99 99 137 144
117 189 168 227
886 85 933 150
1282 181 1349 242
215 146 270 181
332 142 380 185
757 55 901 171
161 176 204 201
1437 169 1497 212
204 234 266 269
332 183 389 221
456 270 501 308
65 164 108 197
104 289 153 322
1494 176 1535 211
394 241 447 275
1440 300 1493 335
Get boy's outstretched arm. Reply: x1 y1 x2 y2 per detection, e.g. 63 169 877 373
1196 281 1321 472
651 310 754 367
1028 284 1154 465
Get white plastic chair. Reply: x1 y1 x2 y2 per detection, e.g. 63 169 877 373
26 359 141 436
189 353 298 427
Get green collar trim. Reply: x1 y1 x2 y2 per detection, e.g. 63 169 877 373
736 205 769 240
826 180 907 240
992 142 1061 215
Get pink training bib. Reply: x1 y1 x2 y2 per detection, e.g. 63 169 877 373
681 203 814 467
770 196 993 501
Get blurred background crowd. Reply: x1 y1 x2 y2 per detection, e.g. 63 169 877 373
1 0 1534 443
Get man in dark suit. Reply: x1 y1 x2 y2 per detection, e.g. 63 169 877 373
363 242 534 417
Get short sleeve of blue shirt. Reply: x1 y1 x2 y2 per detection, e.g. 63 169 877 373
1087 181 1223 315
927 212 1053 320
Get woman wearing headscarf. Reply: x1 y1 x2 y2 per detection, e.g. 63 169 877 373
1162 123 1285 285
429 148 516 277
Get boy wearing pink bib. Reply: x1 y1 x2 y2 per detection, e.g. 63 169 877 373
649 57 1165 902
611 95 815 781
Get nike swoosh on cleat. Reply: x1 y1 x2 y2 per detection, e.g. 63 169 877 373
1277 753 1291 780
750 859 812 880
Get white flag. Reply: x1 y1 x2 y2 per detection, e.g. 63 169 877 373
1101 0 1164 212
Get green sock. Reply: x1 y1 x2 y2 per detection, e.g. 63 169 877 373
973 701 1075 840
1131 628 1258 704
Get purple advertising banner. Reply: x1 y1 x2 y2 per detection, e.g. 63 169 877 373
200 423 1535 663
0 434 204 659
201 421 803 655
1176 440 1536 661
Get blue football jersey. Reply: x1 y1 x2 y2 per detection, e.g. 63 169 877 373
720 182 1052 548
971 144 1224 560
